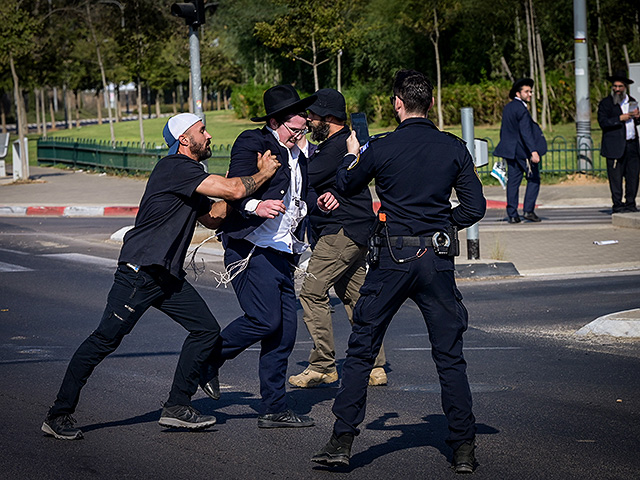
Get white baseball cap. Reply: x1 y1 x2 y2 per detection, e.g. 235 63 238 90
163 113 202 155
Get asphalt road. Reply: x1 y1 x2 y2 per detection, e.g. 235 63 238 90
1 217 639 479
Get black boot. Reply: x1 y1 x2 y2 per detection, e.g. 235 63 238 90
311 432 354 467
452 440 476 474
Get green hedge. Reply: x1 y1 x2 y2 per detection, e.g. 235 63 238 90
230 73 613 128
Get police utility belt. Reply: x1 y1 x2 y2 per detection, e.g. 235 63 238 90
367 213 459 265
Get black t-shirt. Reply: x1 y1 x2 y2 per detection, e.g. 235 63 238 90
118 154 212 278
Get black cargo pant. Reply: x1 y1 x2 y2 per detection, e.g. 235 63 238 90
49 264 220 417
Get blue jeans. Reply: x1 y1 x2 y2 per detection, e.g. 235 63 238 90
49 264 220 417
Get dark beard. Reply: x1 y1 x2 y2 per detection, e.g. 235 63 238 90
189 139 212 162
311 121 331 143
612 91 624 105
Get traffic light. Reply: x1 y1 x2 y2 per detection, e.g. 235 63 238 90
171 1 205 27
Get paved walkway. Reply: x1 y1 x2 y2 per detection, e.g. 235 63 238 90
2 165 639 336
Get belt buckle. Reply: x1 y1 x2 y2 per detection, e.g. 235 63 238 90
431 232 450 255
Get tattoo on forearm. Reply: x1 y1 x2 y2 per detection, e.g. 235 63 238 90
240 176 258 195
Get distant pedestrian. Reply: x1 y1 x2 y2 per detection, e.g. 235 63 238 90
493 78 547 223
597 71 640 213
42 113 280 440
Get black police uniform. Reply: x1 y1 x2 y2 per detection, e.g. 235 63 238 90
331 117 486 450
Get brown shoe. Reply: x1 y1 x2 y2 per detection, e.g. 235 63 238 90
369 367 387 386
288 367 338 388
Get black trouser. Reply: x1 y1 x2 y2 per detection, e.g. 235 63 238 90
607 139 640 212
331 247 476 450
49 264 220 417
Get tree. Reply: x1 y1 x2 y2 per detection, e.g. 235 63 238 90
254 0 362 91
0 0 42 179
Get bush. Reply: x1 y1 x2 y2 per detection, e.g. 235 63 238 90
230 83 271 120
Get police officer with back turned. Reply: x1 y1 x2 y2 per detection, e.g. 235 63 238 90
311 69 486 474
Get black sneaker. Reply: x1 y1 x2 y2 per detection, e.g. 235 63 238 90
41 414 83 440
452 441 476 474
257 409 314 428
201 377 220 401
158 404 217 430
311 433 354 467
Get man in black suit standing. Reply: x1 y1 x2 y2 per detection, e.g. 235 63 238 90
597 71 640 213
493 78 547 223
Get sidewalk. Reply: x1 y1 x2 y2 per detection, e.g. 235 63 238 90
2 165 639 336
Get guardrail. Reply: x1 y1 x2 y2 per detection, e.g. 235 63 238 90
37 135 607 177
478 135 607 176
37 138 232 175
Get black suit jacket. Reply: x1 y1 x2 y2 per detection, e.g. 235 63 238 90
493 99 546 169
598 94 640 159
221 127 317 240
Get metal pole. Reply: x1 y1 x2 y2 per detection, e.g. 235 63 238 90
189 25 205 124
574 0 592 171
461 107 480 260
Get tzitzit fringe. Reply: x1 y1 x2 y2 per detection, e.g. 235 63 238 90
211 246 256 288
186 234 219 280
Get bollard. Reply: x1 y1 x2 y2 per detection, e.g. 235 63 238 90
461 108 480 260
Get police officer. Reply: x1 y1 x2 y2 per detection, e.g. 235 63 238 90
311 70 486 474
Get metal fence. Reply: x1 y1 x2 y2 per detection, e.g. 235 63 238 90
478 136 607 176
37 138 233 175
38 135 607 177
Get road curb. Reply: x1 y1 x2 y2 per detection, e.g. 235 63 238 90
0 206 139 217
575 309 640 338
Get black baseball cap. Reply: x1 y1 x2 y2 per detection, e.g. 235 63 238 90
308 88 347 121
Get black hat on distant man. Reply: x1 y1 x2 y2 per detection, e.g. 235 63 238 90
509 78 534 99
251 85 317 122
308 88 347 121
606 70 634 85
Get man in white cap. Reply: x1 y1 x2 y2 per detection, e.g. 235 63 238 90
42 113 280 440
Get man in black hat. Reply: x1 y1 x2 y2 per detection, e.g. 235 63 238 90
493 78 547 223
288 89 387 390
597 71 640 213
199 85 338 428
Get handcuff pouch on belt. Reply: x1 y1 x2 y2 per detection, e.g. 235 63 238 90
367 213 459 266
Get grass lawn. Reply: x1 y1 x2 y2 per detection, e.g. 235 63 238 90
22 109 606 184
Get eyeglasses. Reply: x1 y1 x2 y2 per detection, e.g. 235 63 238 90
389 95 405 106
283 122 308 139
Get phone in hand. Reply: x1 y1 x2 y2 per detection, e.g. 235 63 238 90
350 112 370 145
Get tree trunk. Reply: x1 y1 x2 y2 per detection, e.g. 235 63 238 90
623 44 631 71
86 4 115 143
156 89 162 118
216 91 221 111
312 33 319 92
74 90 81 129
536 32 550 130
97 90 103 125
9 52 29 179
49 89 56 131
337 50 342 92
172 89 178 114
35 89 42 135
430 8 443 130
1 101 6 133
40 88 47 138
525 0 537 122
137 78 145 148
605 42 612 76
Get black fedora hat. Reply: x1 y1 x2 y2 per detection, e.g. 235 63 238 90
251 85 317 122
606 70 634 85
509 78 534 99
